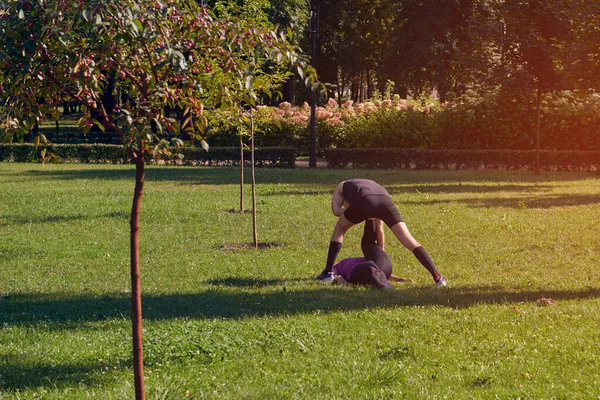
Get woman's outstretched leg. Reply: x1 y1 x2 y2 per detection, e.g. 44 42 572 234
361 219 392 278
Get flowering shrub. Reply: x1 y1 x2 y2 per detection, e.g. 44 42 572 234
436 87 600 150
536 92 600 150
240 89 600 152
342 99 438 149
33 89 598 153
204 96 436 155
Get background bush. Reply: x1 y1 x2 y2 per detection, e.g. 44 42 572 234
200 89 600 153
434 87 600 150
5 88 600 157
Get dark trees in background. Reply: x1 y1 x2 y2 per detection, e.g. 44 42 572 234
308 0 598 104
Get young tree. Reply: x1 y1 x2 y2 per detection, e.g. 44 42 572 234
207 1 309 249
0 0 303 398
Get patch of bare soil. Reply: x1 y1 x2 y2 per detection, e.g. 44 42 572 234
221 209 251 214
219 242 286 251
536 296 556 307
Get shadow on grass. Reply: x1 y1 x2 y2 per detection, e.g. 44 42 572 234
386 184 555 195
207 277 312 287
258 183 570 198
1 284 599 393
0 211 129 227
2 284 599 327
261 188 332 197
262 184 600 208
13 167 600 209
403 193 600 209
0 355 100 393
17 166 339 185
15 166 599 187
403 194 600 209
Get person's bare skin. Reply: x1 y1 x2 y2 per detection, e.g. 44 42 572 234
388 275 410 282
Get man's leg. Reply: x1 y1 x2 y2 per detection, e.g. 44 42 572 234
390 222 446 286
317 214 355 280
389 222 420 250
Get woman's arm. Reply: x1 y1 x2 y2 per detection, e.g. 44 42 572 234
388 275 410 282
331 265 347 285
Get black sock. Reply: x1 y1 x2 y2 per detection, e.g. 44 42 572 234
323 241 343 274
412 246 441 281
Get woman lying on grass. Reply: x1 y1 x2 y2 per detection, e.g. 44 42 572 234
330 219 409 289
318 178 446 287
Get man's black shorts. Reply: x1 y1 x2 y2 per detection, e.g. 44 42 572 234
343 194 403 228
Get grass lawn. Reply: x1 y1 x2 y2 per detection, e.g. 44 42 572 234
1 163 599 399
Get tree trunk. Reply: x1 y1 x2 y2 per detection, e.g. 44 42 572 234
309 74 317 168
282 75 296 104
358 72 364 102
439 91 446 104
63 100 71 116
367 70 374 99
338 71 344 104
130 148 146 400
535 86 542 175
239 134 245 213
250 110 258 249
398 85 408 99
101 74 118 119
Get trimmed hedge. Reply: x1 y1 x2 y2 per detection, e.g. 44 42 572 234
177 146 296 167
0 143 128 163
324 148 600 171
0 143 296 167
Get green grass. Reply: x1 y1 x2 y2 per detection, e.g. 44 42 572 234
1 163 600 399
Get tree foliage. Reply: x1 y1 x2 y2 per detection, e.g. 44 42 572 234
0 1 306 398
0 0 304 149
312 0 599 101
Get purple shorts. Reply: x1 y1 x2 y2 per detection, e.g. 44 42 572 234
334 257 366 281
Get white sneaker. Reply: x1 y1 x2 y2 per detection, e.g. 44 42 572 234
316 271 334 282
435 276 447 287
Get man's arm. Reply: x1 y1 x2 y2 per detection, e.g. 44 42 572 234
331 181 346 217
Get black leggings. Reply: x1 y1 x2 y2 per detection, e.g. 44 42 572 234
349 220 393 283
